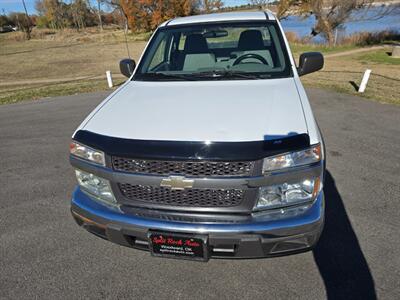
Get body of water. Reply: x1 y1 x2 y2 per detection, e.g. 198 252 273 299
280 7 400 42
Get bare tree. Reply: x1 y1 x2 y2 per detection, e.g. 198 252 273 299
201 0 224 13
103 0 128 32
276 0 399 45
21 0 33 39
250 0 269 10
275 0 305 19
97 0 103 31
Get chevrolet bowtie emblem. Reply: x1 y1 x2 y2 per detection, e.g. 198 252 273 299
160 176 194 190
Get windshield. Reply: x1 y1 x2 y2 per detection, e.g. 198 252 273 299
134 21 292 81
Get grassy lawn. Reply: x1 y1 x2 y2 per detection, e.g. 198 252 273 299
0 79 125 105
301 48 400 105
357 50 400 65
0 28 399 105
0 28 146 104
290 43 359 56
0 34 146 83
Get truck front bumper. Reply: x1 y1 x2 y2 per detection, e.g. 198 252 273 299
71 187 324 258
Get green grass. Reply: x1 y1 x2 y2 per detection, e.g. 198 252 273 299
290 43 359 56
303 79 400 106
0 79 124 105
288 44 400 105
357 49 400 65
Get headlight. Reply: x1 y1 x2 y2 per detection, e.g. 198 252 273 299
70 141 105 166
262 144 321 173
75 169 116 206
255 177 320 210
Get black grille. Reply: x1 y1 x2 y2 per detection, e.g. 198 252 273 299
112 158 254 177
119 184 244 207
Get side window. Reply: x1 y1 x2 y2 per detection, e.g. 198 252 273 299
149 38 167 70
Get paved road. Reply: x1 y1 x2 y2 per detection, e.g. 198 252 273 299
1 89 399 299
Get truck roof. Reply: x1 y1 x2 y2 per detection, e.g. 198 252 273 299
161 11 276 27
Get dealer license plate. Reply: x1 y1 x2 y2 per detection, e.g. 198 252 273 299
148 231 208 261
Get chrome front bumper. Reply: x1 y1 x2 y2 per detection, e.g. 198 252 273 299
71 187 325 258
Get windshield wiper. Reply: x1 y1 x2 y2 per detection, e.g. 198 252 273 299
137 72 199 81
194 70 271 80
136 71 271 81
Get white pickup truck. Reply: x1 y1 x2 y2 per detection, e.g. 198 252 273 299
69 11 325 261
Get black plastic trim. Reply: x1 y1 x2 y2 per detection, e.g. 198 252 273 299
73 130 310 161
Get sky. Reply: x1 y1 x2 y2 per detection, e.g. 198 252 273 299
0 0 251 15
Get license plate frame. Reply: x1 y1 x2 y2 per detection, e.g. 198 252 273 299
148 231 209 262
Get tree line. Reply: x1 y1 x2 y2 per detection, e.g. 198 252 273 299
117 0 223 32
0 1 224 33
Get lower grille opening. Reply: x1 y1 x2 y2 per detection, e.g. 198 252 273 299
119 183 244 207
124 207 248 223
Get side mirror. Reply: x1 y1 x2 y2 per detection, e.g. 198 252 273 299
119 58 136 78
297 52 324 76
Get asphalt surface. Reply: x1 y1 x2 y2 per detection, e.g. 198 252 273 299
1 89 399 299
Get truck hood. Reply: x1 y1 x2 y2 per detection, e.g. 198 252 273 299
82 78 308 142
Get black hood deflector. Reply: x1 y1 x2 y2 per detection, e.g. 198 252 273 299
73 130 310 161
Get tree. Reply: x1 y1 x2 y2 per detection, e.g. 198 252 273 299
0 14 13 27
250 0 269 10
200 0 224 13
97 0 104 31
276 0 399 45
35 0 97 30
35 0 65 29
103 0 129 31
9 12 33 38
21 0 33 39
275 0 305 20
119 1 142 31
35 15 50 28
119 0 197 32
72 0 98 29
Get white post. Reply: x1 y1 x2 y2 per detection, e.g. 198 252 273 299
358 69 371 93
106 70 113 88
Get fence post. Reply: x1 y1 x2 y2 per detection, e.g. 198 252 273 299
358 69 371 93
106 71 113 88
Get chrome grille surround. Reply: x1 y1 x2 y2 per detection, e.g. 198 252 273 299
118 183 244 207
112 157 255 177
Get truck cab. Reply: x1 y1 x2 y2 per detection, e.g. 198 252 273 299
70 11 325 260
